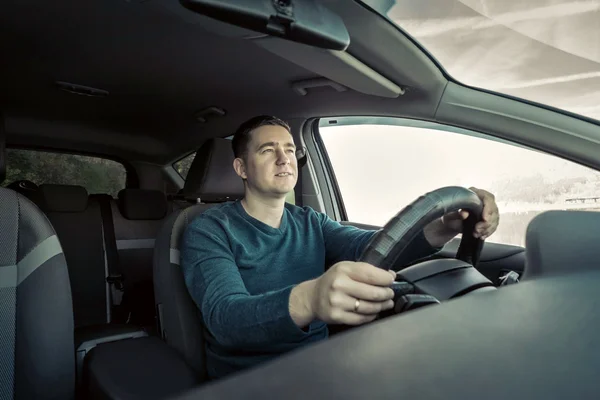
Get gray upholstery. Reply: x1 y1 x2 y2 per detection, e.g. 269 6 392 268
113 191 168 327
182 138 244 201
113 198 162 286
154 204 215 378
0 120 4 183
36 185 109 328
524 210 600 279
0 188 75 399
118 189 167 220
153 138 245 378
37 184 88 213
83 336 199 399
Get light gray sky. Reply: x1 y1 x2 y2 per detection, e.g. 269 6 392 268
321 124 600 225
380 0 600 120
324 1 600 245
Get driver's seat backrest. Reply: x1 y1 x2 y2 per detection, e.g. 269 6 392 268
153 138 244 379
0 116 75 399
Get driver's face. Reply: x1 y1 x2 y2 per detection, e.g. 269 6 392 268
237 125 298 198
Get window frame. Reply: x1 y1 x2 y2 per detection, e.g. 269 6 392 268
301 118 346 220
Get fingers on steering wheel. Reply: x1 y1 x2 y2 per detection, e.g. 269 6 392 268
340 279 395 302
355 299 395 315
341 312 378 326
336 292 394 315
346 263 396 287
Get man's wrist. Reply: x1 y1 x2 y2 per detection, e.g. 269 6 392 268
289 279 316 329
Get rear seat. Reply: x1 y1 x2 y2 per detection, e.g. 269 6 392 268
33 184 150 388
35 184 110 328
112 188 169 329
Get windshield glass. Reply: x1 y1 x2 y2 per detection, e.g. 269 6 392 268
362 0 600 121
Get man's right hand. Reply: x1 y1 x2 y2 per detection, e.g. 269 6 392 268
290 261 396 327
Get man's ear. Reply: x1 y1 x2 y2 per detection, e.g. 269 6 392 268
233 158 247 180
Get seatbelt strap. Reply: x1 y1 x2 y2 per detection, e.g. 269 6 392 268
95 195 125 305
296 146 307 205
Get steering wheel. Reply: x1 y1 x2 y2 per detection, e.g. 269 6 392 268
358 186 496 312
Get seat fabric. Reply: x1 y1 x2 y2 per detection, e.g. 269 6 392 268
0 114 75 399
153 138 244 378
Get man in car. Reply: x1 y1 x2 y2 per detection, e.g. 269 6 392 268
181 115 499 380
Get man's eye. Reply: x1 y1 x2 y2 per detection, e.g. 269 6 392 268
262 148 273 153
286 149 295 153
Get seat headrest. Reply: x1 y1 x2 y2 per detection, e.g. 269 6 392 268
118 189 168 220
0 113 6 184
37 184 88 213
182 138 245 201
524 210 600 279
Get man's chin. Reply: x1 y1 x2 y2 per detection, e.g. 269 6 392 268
271 182 296 194
271 187 295 198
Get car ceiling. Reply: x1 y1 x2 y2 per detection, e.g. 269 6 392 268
0 0 447 165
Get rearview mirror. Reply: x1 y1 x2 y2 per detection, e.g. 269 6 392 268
180 0 350 51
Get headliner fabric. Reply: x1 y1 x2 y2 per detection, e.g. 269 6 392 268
182 138 244 201
118 189 167 220
37 184 88 213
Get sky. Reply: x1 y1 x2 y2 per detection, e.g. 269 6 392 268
320 123 600 227
377 0 600 120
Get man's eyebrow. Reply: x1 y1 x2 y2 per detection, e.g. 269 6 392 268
256 141 296 151
256 142 276 151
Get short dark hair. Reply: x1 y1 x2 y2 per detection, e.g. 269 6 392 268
231 115 291 159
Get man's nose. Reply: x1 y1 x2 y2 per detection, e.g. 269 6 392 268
276 149 290 164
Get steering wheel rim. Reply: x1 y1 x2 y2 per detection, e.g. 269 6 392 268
358 186 484 271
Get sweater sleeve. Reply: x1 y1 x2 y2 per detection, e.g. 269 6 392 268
180 215 311 350
318 212 441 267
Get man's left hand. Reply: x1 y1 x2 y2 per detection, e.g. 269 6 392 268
442 187 499 240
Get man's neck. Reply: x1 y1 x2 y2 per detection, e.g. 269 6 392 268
241 192 286 229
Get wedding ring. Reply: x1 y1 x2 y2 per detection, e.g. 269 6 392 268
354 299 360 312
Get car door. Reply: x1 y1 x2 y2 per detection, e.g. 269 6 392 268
303 116 600 284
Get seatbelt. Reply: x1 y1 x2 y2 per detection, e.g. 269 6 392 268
296 146 307 205
94 195 125 308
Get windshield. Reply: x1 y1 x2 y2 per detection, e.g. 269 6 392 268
362 0 600 121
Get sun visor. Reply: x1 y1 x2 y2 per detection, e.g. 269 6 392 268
152 0 263 38
252 36 404 99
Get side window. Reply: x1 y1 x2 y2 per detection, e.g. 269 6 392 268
174 152 196 180
3 149 127 197
318 118 600 247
